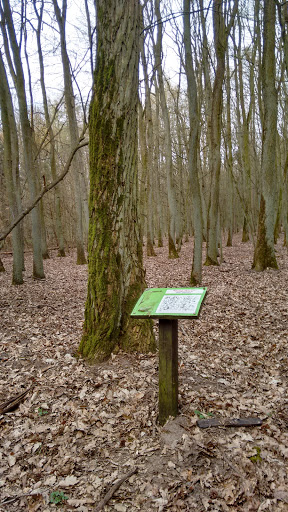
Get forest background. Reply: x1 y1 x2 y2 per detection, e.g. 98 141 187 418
1 0 288 284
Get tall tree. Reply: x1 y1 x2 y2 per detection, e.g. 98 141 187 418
253 0 278 270
0 50 23 284
140 15 156 257
154 0 179 258
1 0 45 279
52 0 87 264
33 0 66 257
79 0 155 361
183 0 203 284
205 0 238 266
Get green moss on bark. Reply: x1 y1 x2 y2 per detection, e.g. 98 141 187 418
168 234 179 259
147 238 156 257
226 229 232 247
0 258 5 272
204 255 219 266
252 195 278 271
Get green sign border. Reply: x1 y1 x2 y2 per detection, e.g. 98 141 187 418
131 287 207 319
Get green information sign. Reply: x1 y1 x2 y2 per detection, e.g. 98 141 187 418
131 287 207 319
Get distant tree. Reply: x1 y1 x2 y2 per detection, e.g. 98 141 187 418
33 0 66 257
0 50 23 284
52 0 87 265
154 0 179 258
183 0 203 284
205 0 238 266
79 0 155 361
1 0 45 279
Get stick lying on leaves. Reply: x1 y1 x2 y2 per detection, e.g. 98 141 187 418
0 387 32 414
197 417 263 428
95 467 137 512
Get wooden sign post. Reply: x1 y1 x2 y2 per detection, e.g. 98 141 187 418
158 318 178 424
131 287 207 425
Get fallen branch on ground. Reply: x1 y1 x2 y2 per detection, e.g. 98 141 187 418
0 387 33 414
95 467 138 511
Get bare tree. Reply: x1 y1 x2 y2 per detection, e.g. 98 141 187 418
52 0 87 265
205 0 238 266
183 0 203 284
0 50 23 284
1 0 45 279
154 0 179 258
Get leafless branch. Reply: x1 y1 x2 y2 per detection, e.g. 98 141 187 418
0 128 88 242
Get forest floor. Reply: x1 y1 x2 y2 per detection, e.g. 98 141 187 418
0 235 288 512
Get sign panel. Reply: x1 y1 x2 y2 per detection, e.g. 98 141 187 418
131 287 207 319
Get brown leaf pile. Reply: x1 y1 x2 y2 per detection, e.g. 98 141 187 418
0 235 288 511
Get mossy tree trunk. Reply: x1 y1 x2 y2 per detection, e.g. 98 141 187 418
252 0 278 271
79 0 155 361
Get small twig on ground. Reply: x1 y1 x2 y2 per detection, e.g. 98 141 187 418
95 467 138 511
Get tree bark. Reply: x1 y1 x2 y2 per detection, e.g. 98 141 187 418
79 0 155 361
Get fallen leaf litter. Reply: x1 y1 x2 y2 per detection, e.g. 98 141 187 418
0 235 288 510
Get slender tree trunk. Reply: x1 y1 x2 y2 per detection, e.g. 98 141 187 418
154 0 178 259
154 82 164 247
253 0 278 270
205 0 238 266
140 18 156 257
225 48 233 247
1 0 45 279
0 53 23 283
52 0 87 265
183 0 202 284
79 0 155 361
33 0 66 257
0 254 5 273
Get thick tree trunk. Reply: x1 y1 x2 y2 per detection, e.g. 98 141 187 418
253 0 278 271
79 0 155 361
